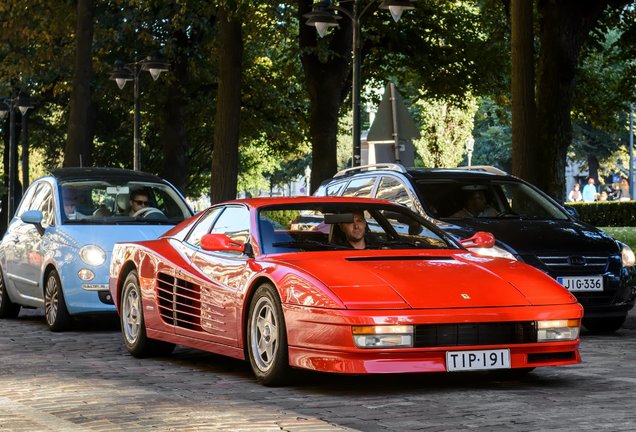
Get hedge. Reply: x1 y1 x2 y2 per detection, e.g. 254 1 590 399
567 201 636 227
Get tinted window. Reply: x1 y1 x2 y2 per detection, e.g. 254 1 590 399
325 181 347 196
376 176 414 210
415 179 568 220
342 177 376 197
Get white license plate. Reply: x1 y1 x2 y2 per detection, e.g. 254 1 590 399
446 349 511 372
556 275 603 292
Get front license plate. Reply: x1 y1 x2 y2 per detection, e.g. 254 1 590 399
446 349 510 372
556 275 603 292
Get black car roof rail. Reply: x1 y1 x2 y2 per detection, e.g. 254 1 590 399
453 165 508 176
334 163 408 178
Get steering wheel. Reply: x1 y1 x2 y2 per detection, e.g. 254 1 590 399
131 207 165 219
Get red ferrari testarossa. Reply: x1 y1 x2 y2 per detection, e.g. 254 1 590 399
109 197 582 386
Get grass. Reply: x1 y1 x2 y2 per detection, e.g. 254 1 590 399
600 226 636 250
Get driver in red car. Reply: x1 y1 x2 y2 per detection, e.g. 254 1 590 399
338 210 368 249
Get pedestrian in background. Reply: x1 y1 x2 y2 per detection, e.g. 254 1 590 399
568 183 582 202
618 177 631 201
582 178 597 202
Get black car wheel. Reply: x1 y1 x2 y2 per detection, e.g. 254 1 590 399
0 267 21 318
247 283 289 386
44 269 72 332
582 315 627 333
120 270 174 357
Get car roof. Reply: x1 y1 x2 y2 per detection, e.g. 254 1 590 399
329 164 514 182
47 167 166 184
224 196 395 208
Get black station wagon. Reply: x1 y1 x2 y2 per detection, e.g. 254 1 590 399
316 163 636 333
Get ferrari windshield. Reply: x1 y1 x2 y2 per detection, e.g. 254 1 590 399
60 180 191 224
258 203 456 254
415 179 569 220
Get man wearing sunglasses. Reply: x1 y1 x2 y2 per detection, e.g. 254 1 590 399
129 188 151 216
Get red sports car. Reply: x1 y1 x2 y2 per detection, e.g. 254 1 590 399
109 197 582 386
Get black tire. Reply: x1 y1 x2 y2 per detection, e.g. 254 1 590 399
582 315 627 333
44 269 72 332
120 270 175 358
0 267 21 319
246 283 289 386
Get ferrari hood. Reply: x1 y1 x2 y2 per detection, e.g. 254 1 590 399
276 251 576 310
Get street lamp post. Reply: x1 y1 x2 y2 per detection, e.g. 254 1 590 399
110 54 170 171
304 0 415 167
629 104 634 199
1 93 33 227
466 137 475 168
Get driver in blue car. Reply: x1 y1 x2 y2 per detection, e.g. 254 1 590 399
129 188 151 217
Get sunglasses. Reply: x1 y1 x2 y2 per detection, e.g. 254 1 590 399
132 199 149 206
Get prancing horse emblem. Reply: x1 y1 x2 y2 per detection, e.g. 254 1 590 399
461 293 471 300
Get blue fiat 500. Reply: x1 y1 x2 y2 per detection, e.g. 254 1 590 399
0 167 193 331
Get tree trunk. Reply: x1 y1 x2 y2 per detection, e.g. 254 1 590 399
510 0 537 185
159 31 190 195
210 6 243 204
299 0 352 193
535 0 607 200
64 0 94 168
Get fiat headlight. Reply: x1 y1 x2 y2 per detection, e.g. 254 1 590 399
537 319 580 341
79 245 106 266
352 325 414 348
470 245 517 261
621 243 635 267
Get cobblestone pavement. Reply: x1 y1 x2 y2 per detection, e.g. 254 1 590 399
1 309 635 432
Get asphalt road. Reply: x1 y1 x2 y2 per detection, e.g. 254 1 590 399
1 308 635 432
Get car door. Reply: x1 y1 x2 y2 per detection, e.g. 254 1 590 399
3 181 54 303
178 205 252 347
2 182 40 301
18 181 56 301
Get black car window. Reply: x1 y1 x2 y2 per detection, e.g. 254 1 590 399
376 176 414 210
415 179 569 220
325 181 348 197
342 177 376 197
210 206 250 246
185 207 223 248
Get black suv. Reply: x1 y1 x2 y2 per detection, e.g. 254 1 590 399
316 163 636 332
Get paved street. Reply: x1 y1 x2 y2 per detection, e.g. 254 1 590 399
1 308 635 432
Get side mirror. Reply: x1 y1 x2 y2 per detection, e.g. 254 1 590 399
200 233 245 253
563 205 579 219
21 210 45 235
459 231 495 249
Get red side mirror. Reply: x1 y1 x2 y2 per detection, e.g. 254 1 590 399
459 231 495 249
200 233 245 253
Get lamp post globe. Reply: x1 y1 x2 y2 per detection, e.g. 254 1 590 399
304 0 415 167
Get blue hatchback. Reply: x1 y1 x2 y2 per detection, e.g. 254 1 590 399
0 167 193 331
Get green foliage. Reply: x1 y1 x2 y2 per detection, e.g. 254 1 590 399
569 201 636 227
413 96 478 168
470 96 512 170
601 226 636 250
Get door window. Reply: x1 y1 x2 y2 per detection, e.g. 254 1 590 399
376 176 414 210
342 177 376 198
